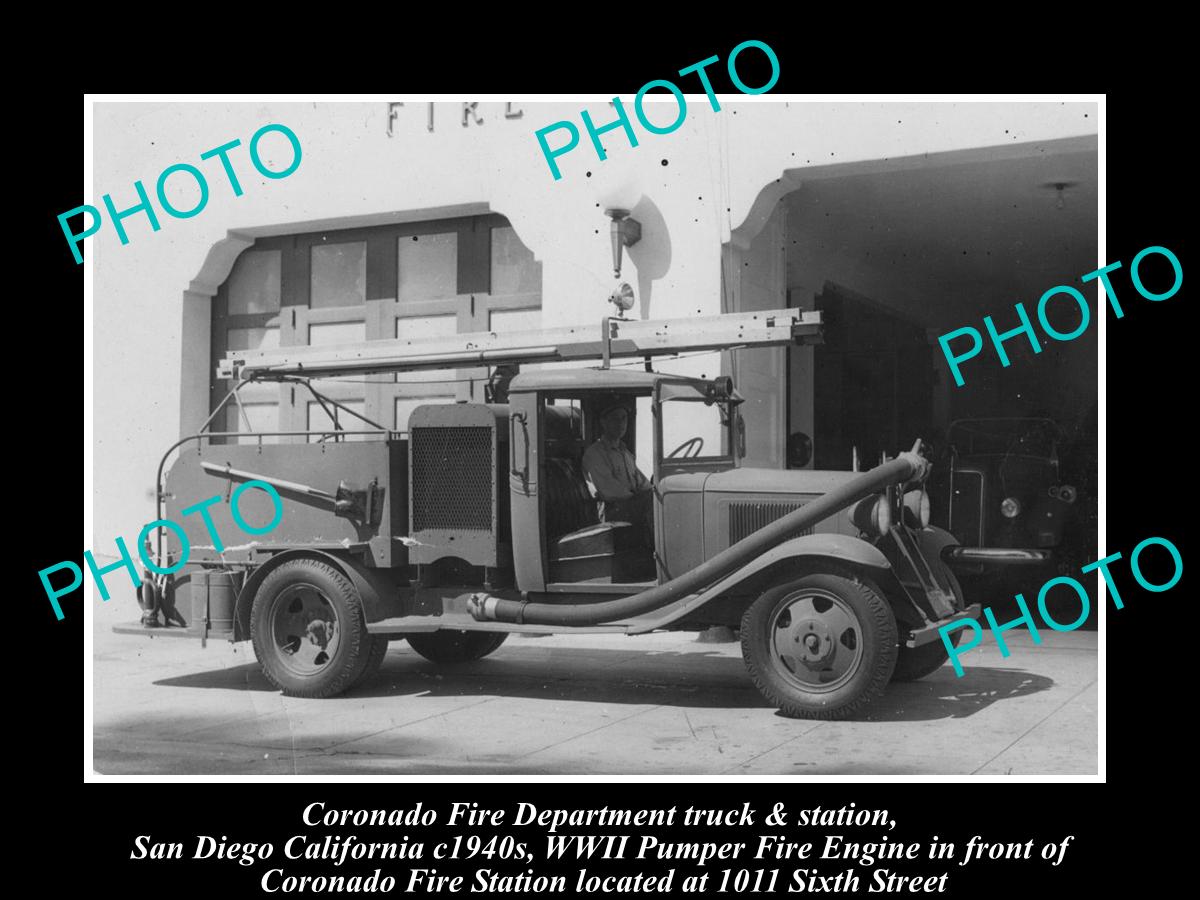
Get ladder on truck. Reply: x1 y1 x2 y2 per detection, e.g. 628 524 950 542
218 308 823 381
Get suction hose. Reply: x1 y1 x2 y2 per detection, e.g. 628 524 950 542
470 442 929 627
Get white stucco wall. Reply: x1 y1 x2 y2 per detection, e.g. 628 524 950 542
91 99 1097 575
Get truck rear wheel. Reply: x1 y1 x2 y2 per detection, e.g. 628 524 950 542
741 573 898 720
404 631 508 664
250 559 376 698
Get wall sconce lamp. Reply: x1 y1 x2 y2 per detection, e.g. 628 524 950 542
604 208 642 278
1040 180 1079 211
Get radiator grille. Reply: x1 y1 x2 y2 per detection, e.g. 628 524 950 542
411 426 493 531
729 501 814 544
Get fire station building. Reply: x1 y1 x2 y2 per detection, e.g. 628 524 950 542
92 100 1098 547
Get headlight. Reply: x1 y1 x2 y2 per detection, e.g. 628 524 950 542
903 489 931 528
1058 484 1077 504
852 493 893 537
876 496 893 533
608 282 635 312
1000 496 1021 518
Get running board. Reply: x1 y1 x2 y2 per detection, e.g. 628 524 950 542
112 622 203 639
368 615 628 636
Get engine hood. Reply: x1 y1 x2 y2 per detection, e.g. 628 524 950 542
696 467 874 557
701 467 867 496
655 466 900 575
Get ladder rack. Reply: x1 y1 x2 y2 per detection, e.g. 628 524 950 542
218 308 822 381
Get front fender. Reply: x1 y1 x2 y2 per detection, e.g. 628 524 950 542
917 524 960 561
915 525 968 594
912 525 967 611
728 532 894 583
628 533 894 634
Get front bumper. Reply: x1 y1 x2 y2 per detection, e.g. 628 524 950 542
941 545 1053 572
905 604 981 648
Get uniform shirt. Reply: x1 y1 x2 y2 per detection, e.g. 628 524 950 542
582 436 651 501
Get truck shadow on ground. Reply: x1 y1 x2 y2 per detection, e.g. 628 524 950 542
858 668 1055 722
152 646 1055 721
91 728 449 776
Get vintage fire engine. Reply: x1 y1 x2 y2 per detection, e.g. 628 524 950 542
118 308 979 719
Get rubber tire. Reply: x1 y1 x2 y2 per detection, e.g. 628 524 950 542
354 637 391 687
404 631 508 664
250 558 374 698
892 630 962 682
892 568 965 682
741 573 898 720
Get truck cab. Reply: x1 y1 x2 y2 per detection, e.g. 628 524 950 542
506 369 740 591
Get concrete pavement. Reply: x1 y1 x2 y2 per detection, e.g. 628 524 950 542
91 619 1098 776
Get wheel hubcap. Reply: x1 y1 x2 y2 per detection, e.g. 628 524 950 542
769 588 865 692
271 583 340 677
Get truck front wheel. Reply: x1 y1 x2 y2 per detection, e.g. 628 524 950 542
741 573 898 720
250 559 381 698
892 567 965 682
892 630 961 682
404 631 508 664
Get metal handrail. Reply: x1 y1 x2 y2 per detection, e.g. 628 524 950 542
148 373 397 569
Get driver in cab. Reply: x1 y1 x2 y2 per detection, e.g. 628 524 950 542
582 400 653 530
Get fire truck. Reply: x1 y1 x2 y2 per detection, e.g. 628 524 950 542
117 307 979 719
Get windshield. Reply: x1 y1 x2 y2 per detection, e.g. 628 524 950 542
659 384 734 462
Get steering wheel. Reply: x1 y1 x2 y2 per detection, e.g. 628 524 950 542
667 436 704 459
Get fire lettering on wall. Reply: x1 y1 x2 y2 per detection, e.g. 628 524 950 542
386 102 524 137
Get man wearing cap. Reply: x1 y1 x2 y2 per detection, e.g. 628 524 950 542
582 400 653 530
